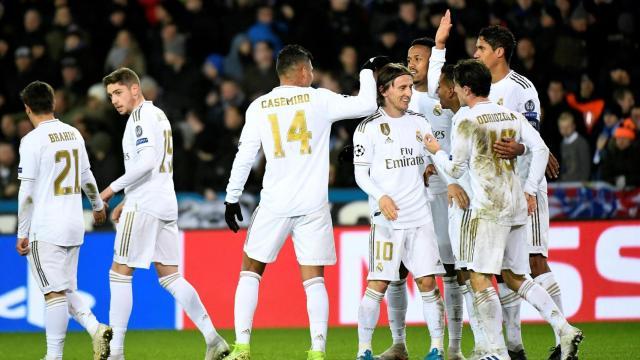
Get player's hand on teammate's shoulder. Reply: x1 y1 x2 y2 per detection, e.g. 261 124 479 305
93 207 107 226
16 237 29 256
546 152 560 179
378 195 399 221
448 184 470 209
224 202 243 233
423 134 440 154
493 137 524 159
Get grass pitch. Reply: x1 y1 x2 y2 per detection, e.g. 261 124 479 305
1 322 637 359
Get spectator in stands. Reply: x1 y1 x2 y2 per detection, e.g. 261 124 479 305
87 131 121 190
242 40 278 101
542 79 585 156
160 35 201 121
0 142 18 199
223 34 252 82
45 5 74 62
18 8 45 48
613 87 635 118
3 47 38 113
104 29 147 76
337 45 359 95
558 112 590 182
374 22 404 63
566 73 605 135
512 37 544 90
593 109 620 168
246 4 286 54
59 57 86 104
394 0 423 50
631 105 640 130
600 119 640 188
0 114 20 150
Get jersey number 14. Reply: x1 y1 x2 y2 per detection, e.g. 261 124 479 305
268 110 312 158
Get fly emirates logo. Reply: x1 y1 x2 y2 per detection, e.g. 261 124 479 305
385 147 425 170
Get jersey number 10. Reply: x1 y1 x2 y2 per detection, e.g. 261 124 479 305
268 110 312 158
53 149 80 196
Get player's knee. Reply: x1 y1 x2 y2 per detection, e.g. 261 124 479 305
111 262 134 276
367 280 389 293
529 254 550 277
241 254 266 275
501 270 525 291
415 275 436 292
44 290 66 301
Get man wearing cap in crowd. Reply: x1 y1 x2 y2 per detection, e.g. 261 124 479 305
600 119 640 188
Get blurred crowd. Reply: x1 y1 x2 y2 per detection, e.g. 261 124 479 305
0 0 639 200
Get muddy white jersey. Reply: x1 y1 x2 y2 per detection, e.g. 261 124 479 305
433 101 548 226
120 101 177 220
18 120 91 246
353 108 434 229
489 70 547 193
226 69 376 216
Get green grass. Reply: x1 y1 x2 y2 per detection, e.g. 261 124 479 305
1 322 638 359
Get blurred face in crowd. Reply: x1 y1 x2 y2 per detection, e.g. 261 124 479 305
253 41 273 67
106 81 141 115
54 6 72 27
603 112 618 127
17 120 33 138
382 75 413 114
15 55 31 72
516 38 535 61
0 143 15 166
617 91 635 114
399 2 417 24
224 106 244 130
407 45 430 86
256 6 273 24
474 36 502 70
631 106 640 127
580 75 594 98
615 137 633 151
339 46 357 72
330 0 349 12
558 116 576 137
24 9 41 33
547 81 565 105
1 115 16 138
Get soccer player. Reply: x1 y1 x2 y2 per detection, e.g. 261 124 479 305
474 25 563 360
353 63 446 360
16 80 112 360
376 11 466 360
222 45 377 360
100 68 228 360
425 59 583 360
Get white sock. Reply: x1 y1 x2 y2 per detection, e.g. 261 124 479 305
421 288 445 352
535 272 563 345
109 270 133 355
464 280 486 351
498 282 523 352
443 277 463 352
358 288 384 355
66 290 99 336
474 287 506 353
303 277 328 352
385 279 408 345
517 279 568 335
160 273 219 344
234 271 261 345
45 297 69 359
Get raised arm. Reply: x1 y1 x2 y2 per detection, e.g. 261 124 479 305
428 9 451 97
325 69 377 121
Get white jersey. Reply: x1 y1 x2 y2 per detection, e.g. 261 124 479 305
353 108 433 229
18 120 91 246
226 69 376 216
409 90 454 194
450 107 473 198
433 101 548 226
119 101 177 220
489 70 547 193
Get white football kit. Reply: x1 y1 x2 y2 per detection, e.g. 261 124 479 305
111 101 180 268
489 70 550 256
18 119 103 293
225 69 377 265
353 108 445 281
433 101 548 274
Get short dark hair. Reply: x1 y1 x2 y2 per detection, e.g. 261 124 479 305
276 44 313 76
410 37 435 49
478 25 516 64
376 63 412 106
20 81 55 115
102 67 141 88
440 64 455 86
453 59 491 98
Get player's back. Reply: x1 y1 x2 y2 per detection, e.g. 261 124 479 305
456 101 527 225
121 101 177 221
19 120 88 245
248 86 351 216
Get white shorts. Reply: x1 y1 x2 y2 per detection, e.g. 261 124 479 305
448 205 472 269
528 191 550 257
113 207 180 269
367 222 445 282
430 192 455 265
462 216 530 275
28 241 79 294
244 205 336 266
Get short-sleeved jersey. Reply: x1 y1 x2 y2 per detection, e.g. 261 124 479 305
121 101 177 220
442 101 531 226
226 72 376 217
353 109 433 229
409 90 454 194
18 120 91 246
489 70 547 193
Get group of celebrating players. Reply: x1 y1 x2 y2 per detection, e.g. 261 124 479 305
16 8 582 360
